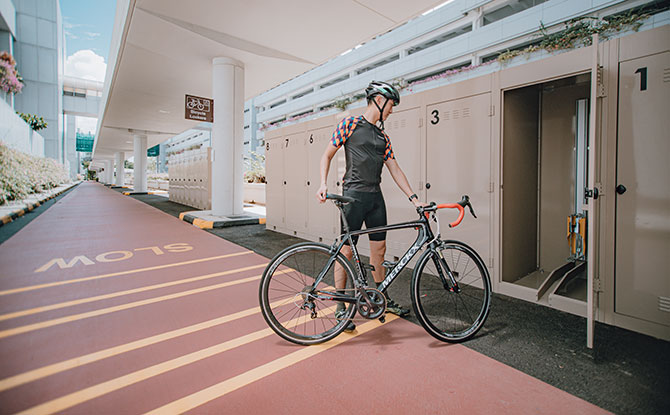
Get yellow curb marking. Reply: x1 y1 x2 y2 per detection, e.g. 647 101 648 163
17 305 343 415
178 212 186 220
0 251 253 297
0 290 294 393
0 269 270 340
146 315 398 414
192 218 213 229
258 218 266 225
0 263 269 322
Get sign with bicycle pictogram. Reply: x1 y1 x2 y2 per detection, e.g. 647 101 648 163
185 94 213 122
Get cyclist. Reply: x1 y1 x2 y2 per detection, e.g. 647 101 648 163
317 80 426 331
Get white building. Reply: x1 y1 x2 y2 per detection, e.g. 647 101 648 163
5 0 65 162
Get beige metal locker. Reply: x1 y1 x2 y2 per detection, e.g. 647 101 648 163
265 138 285 230
284 132 308 234
615 51 670 327
426 93 492 265
306 124 340 242
380 107 423 258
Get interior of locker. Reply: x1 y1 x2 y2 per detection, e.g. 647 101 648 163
502 74 591 303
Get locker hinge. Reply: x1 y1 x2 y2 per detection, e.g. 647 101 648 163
418 118 424 128
596 65 606 97
593 278 603 293
488 182 494 193
489 105 495 117
488 258 494 268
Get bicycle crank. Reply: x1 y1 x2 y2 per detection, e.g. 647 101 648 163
356 288 386 319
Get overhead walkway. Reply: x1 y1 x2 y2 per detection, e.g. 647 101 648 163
0 182 626 413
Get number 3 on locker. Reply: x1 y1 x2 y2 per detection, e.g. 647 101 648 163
430 109 439 125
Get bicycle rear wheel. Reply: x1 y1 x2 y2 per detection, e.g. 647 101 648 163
411 240 491 342
259 242 357 345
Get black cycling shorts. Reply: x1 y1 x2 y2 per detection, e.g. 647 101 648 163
340 189 387 245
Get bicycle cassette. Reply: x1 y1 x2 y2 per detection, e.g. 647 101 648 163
356 288 386 319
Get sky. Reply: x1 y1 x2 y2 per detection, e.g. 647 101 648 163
59 0 117 133
60 0 116 81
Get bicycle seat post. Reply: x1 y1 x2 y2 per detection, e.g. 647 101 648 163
335 201 350 233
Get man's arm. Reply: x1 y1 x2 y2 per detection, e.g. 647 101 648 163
316 144 338 203
384 158 425 207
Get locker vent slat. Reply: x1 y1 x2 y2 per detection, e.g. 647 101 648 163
663 68 670 83
659 296 670 313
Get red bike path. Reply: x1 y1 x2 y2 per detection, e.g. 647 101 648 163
0 182 608 414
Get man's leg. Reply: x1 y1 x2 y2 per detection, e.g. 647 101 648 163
369 240 386 284
369 239 409 316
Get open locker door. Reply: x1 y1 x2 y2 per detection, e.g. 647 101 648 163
586 35 603 349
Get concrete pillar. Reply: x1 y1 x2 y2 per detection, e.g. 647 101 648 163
211 57 245 216
115 151 125 186
133 134 148 192
103 160 112 184
107 161 114 184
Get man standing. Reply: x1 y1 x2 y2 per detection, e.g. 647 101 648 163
316 80 425 331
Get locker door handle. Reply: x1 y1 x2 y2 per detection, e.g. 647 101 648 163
336 181 340 187
425 183 431 189
616 184 627 195
307 181 310 186
283 181 286 185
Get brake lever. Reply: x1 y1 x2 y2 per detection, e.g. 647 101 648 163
468 203 477 219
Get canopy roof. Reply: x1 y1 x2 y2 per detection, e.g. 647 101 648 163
92 0 447 160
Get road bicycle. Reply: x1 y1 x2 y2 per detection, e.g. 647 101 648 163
259 193 491 345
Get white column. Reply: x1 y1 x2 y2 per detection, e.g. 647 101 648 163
104 160 113 184
133 134 148 192
211 57 245 216
115 151 125 186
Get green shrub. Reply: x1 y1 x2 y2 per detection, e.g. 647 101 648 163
0 141 70 204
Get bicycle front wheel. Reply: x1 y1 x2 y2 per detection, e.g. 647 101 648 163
259 242 357 345
411 240 491 342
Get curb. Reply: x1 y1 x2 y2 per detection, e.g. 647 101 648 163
122 190 168 196
0 181 81 227
178 211 266 229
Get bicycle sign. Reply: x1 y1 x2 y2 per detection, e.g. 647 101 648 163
185 94 213 122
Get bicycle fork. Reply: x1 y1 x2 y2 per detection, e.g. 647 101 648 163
431 248 461 293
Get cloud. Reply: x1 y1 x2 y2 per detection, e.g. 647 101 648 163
84 32 101 39
65 50 107 82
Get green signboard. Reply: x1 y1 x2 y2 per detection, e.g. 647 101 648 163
147 144 160 157
76 133 94 152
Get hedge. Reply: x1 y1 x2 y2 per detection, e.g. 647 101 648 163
0 141 70 205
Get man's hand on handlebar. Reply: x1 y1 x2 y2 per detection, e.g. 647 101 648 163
412 198 429 209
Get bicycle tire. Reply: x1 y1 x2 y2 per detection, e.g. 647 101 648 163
411 240 491 343
259 242 357 345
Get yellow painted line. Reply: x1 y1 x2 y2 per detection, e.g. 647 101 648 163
123 192 130 195
258 218 266 225
192 218 213 229
0 263 269 322
0 271 269 340
16 305 340 415
0 251 253 297
146 315 398 414
0 291 294 393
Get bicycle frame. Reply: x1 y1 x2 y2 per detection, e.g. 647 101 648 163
313 212 441 297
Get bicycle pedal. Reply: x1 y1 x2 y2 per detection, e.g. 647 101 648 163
379 315 386 323
363 263 375 272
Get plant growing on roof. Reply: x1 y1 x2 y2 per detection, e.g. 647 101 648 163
16 112 48 131
0 52 24 95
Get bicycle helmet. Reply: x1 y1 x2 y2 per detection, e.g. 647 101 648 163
365 80 400 130
365 80 400 106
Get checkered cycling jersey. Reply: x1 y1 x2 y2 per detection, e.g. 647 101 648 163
331 116 395 192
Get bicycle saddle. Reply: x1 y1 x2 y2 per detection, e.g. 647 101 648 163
325 193 357 204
